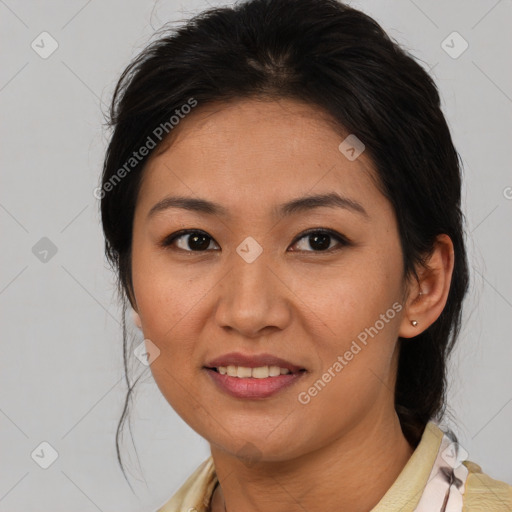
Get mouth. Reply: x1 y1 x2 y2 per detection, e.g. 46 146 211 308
204 366 307 377
202 352 307 399
203 367 307 399
204 351 306 374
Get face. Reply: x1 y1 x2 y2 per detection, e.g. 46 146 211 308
131 98 409 462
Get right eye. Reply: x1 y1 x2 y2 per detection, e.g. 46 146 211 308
160 229 220 252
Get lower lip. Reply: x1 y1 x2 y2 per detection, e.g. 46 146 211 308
204 368 306 399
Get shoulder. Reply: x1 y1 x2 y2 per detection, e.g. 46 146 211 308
463 460 512 511
154 456 218 512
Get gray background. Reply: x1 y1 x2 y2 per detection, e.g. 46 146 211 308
1 0 511 511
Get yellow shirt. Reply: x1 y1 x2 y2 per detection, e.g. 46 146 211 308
155 421 512 511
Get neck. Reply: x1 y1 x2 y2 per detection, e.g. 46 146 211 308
209 412 415 512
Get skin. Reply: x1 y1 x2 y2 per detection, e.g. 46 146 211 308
130 98 454 512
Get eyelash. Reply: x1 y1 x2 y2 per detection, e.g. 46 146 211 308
159 228 351 254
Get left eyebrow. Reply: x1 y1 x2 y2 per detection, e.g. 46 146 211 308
147 192 369 220
275 192 369 219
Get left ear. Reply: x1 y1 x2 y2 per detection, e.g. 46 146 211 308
399 234 455 338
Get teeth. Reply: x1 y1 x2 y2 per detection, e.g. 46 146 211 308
237 366 252 378
217 365 292 378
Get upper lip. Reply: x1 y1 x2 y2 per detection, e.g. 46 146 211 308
204 352 306 373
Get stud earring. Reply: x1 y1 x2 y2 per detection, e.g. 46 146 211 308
411 320 418 327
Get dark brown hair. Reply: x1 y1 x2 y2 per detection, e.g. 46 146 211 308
99 0 469 487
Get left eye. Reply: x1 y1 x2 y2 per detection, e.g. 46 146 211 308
290 229 350 252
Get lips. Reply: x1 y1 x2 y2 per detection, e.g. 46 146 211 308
204 352 306 373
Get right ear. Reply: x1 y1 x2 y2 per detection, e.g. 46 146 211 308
132 309 142 329
127 285 141 328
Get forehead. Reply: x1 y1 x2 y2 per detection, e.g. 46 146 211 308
136 98 382 217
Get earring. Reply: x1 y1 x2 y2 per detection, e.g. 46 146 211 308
411 320 418 327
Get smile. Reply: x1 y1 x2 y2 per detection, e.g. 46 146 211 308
204 366 307 399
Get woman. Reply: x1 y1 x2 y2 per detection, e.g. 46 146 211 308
98 0 512 510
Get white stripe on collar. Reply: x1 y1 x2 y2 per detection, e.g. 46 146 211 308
413 432 469 511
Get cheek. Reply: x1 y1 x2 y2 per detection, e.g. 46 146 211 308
295 276 402 441
309 252 402 338
131 262 211 416
301 248 404 389
130 260 196 390
131 241 208 335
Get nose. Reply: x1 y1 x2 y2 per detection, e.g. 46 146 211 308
213 245 292 338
